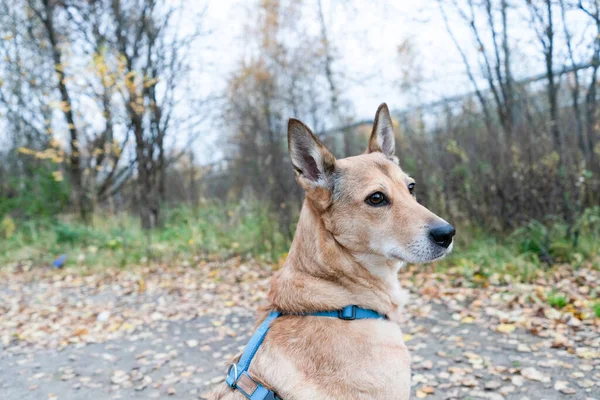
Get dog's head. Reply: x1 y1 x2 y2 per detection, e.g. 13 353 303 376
288 103 455 265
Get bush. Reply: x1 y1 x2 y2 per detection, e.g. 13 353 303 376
0 163 69 219
437 207 600 284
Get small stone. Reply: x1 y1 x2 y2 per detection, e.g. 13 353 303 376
511 376 524 387
521 367 550 383
499 385 515 396
485 380 502 390
97 311 111 322
415 360 434 370
111 370 128 385
461 376 478 387
554 381 577 395
577 380 594 389
421 386 435 394
517 344 531 352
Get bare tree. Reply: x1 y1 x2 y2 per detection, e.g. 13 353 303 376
26 0 89 219
559 0 588 164
438 0 516 144
109 0 205 229
579 0 600 175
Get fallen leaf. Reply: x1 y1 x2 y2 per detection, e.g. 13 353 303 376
496 323 516 334
521 367 550 383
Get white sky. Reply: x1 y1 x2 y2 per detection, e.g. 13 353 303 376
1 0 593 169
150 0 596 163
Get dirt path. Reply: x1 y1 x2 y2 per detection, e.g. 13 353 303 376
1 261 598 399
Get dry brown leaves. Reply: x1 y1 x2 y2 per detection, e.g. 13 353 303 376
0 258 272 352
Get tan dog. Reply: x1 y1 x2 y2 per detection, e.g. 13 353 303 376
210 104 455 400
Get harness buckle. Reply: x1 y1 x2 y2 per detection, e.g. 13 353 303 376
338 305 357 320
227 363 239 387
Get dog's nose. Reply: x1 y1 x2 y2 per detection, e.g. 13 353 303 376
429 223 456 248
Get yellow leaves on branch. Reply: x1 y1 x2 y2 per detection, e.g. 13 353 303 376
52 171 64 182
91 49 158 95
18 145 65 164
112 139 122 157
17 147 36 156
143 77 159 88
445 139 469 163
49 100 72 112
130 99 145 115
1 216 16 239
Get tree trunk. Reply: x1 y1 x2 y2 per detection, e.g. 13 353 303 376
42 0 89 221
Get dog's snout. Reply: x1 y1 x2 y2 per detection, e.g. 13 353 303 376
429 223 456 249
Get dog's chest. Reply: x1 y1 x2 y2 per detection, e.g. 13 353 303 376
253 318 411 400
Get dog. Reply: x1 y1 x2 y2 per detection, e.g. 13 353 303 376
210 103 455 399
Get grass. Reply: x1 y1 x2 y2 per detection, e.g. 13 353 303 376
0 202 292 270
594 303 600 319
547 291 568 309
437 207 600 285
1 203 598 281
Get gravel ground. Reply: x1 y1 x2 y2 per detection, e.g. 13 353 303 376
1 262 598 399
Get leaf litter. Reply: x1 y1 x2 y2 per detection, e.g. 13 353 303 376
0 260 598 399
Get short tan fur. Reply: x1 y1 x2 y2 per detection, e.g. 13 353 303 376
210 103 455 400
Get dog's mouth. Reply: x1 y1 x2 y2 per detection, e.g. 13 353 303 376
389 240 453 264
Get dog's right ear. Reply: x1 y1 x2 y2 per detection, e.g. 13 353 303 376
367 103 396 159
288 118 336 191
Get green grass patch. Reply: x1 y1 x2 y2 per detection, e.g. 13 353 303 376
0 202 293 269
547 291 568 309
435 207 600 284
594 303 600 319
1 204 598 279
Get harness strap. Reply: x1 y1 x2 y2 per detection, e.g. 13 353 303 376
309 305 387 320
225 306 385 400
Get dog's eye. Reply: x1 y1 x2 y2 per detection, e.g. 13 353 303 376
365 192 389 207
408 182 415 195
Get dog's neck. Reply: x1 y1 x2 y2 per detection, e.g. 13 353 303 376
268 199 408 321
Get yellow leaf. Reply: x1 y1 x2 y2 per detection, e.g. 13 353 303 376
108 323 121 332
138 278 146 293
121 323 134 332
73 328 88 337
52 171 63 182
497 323 516 334
1 216 16 239
461 316 474 324
403 334 413 342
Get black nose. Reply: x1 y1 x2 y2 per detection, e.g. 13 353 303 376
429 223 456 248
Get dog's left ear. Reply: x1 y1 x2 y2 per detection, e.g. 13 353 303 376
288 118 336 191
367 103 396 158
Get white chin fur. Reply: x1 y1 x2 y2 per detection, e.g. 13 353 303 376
377 238 453 264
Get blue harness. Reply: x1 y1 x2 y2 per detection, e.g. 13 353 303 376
225 305 386 400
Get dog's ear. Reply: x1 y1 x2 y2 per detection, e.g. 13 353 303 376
367 103 396 158
288 118 336 191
